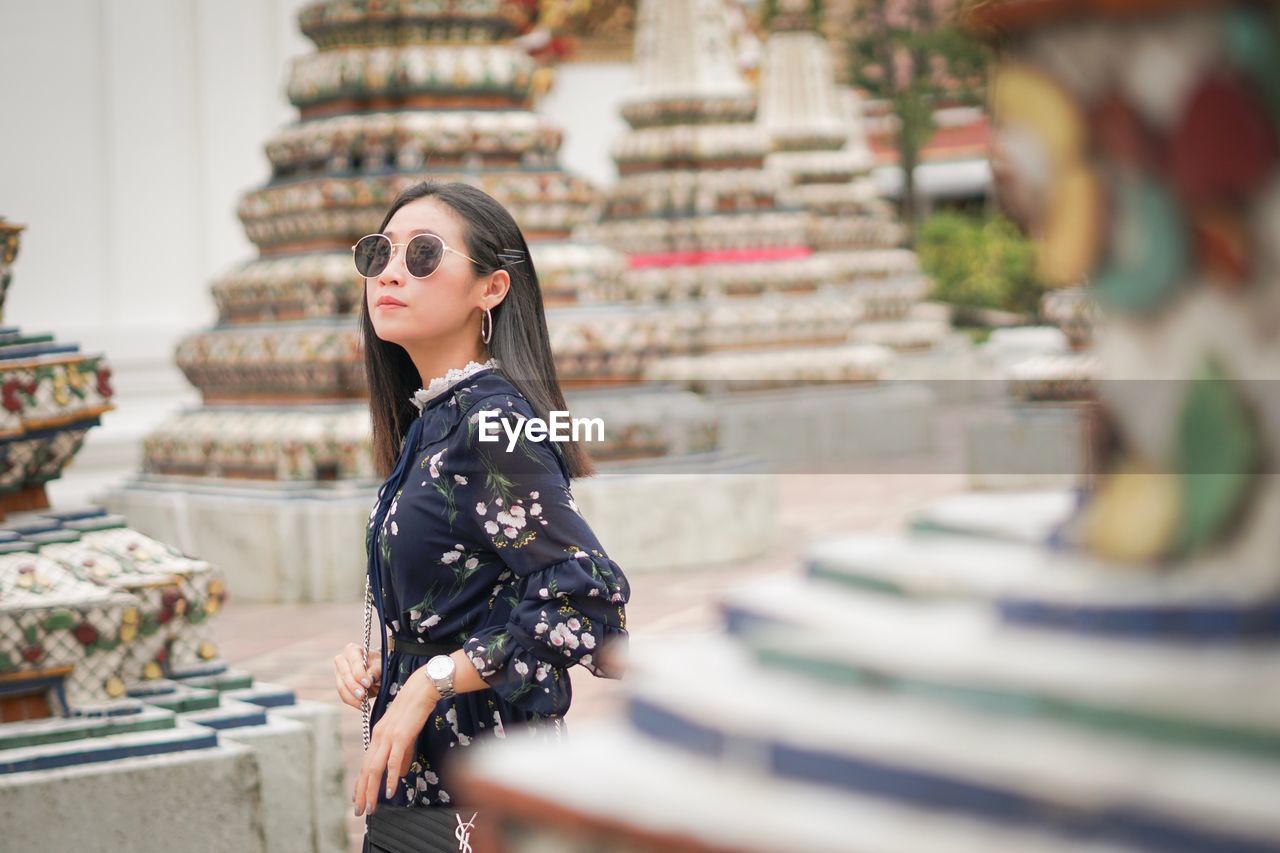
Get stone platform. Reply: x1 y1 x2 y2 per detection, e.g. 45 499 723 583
705 381 935 470
964 401 1092 491
0 667 347 853
102 451 777 603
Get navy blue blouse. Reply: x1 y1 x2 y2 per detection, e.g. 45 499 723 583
364 365 631 808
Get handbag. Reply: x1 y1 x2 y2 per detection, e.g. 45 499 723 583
359 578 564 853
364 803 471 853
360 581 469 851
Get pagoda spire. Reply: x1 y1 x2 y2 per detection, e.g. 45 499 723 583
757 11 849 150
630 0 751 102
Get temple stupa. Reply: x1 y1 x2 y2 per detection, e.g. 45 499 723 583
582 0 946 470
0 218 224 713
0 219 348 853
757 0 956 362
451 1 1280 849
107 0 777 601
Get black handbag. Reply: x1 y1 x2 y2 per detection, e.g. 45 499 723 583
364 804 476 853
356 579 561 853
358 579 482 852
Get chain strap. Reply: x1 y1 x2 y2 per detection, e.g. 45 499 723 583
361 574 374 752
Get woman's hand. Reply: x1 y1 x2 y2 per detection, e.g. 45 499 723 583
333 642 381 710
353 674 439 816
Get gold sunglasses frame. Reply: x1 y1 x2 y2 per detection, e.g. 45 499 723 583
351 232 479 279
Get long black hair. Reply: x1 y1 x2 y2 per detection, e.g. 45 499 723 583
360 180 594 480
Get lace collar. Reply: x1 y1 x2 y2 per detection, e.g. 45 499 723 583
410 357 500 413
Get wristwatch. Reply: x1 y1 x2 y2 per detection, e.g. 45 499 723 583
425 654 456 700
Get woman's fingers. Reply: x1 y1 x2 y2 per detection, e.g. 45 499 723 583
353 706 416 814
332 653 366 709
334 676 360 709
344 643 380 690
388 745 413 796
353 740 372 813
354 737 388 816
385 744 406 799
334 645 381 710
332 655 356 709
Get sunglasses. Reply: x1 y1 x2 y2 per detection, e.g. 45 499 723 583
351 232 478 279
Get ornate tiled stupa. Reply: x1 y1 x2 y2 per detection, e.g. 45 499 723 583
0 219 114 517
0 220 223 709
450 2 1280 849
0 221 348 852
151 0 626 475
585 0 944 468
108 0 777 599
757 0 932 346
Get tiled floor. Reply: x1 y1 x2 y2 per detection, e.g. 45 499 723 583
210 472 967 851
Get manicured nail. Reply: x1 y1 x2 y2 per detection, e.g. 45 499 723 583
355 686 363 698
362 677 371 687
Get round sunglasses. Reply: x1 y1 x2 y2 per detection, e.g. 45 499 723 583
351 232 478 279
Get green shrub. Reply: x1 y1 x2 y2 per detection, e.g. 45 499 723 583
916 211 1044 316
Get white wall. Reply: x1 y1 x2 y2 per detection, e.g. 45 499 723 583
0 0 316 499
538 61 633 189
0 0 315 358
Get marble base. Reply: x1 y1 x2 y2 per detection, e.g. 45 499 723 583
883 330 985 404
219 713 339 853
102 477 374 604
103 451 777 603
0 681 347 853
0 741 269 852
965 402 1090 491
271 702 350 853
579 451 776 569
703 382 935 471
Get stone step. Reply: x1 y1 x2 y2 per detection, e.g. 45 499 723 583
178 697 269 731
0 705 176 751
0 718 217 775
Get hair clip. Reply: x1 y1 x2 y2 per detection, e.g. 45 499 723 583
496 248 527 267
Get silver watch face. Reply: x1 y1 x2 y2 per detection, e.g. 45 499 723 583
426 654 455 680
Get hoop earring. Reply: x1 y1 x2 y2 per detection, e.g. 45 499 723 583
481 307 493 344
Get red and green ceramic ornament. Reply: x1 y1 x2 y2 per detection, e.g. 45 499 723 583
1092 91 1165 170
1194 206 1251 286
1090 172 1189 314
1169 71 1279 206
1222 6 1280 123
1077 455 1181 564
1171 354 1261 557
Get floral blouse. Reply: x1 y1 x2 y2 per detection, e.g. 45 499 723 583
364 362 631 809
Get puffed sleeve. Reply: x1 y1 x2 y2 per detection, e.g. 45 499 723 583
453 392 631 718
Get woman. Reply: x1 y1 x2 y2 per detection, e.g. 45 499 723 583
331 181 631 844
